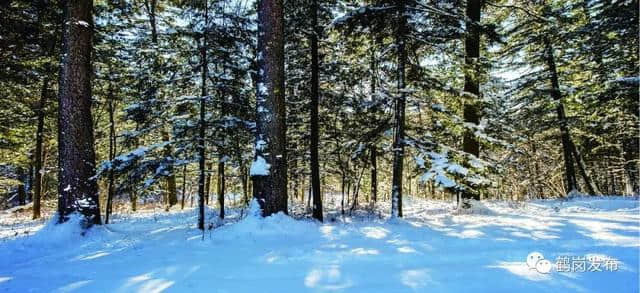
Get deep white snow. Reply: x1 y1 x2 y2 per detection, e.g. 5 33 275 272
0 196 638 292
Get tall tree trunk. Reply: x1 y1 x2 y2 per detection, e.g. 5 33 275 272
530 141 545 198
240 163 248 206
543 36 578 194
622 138 639 195
369 46 378 204
607 160 617 195
181 164 186 210
307 179 311 209
197 1 209 230
57 0 100 225
130 192 137 211
217 159 225 219
205 162 212 205
350 165 365 212
569 140 598 195
105 86 116 224
391 0 407 218
164 130 178 208
33 78 49 219
17 167 26 206
370 146 377 203
291 159 299 200
340 171 345 215
32 0 58 219
27 159 33 203
252 0 287 216
462 0 481 200
216 60 227 219
309 0 323 222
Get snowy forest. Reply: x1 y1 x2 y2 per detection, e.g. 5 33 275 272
0 0 638 292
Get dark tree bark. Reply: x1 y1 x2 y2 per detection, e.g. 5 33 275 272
105 84 116 224
569 140 598 195
543 36 578 193
217 160 225 219
205 162 212 205
369 47 378 204
130 192 137 211
350 165 365 212
391 0 407 218
240 163 248 206
216 61 227 219
370 146 377 203
164 130 178 208
27 160 33 203
252 0 287 216
309 0 323 222
33 78 49 219
529 141 545 198
197 0 209 230
340 171 346 215
17 167 26 206
606 160 617 195
181 164 186 210
57 0 100 226
462 0 481 200
291 159 298 200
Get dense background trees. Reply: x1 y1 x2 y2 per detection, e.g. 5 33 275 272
0 0 637 226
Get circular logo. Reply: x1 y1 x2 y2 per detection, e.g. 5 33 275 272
535 259 552 274
526 252 544 269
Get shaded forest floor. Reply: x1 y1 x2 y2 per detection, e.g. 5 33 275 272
0 195 638 292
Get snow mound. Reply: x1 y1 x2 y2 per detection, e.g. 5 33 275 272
23 213 100 248
454 199 496 215
221 199 315 239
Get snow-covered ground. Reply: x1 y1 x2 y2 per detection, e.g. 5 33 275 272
0 196 638 292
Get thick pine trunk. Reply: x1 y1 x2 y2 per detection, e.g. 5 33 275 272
391 0 407 218
57 0 100 225
253 0 287 216
543 37 578 194
309 0 323 222
461 0 481 200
